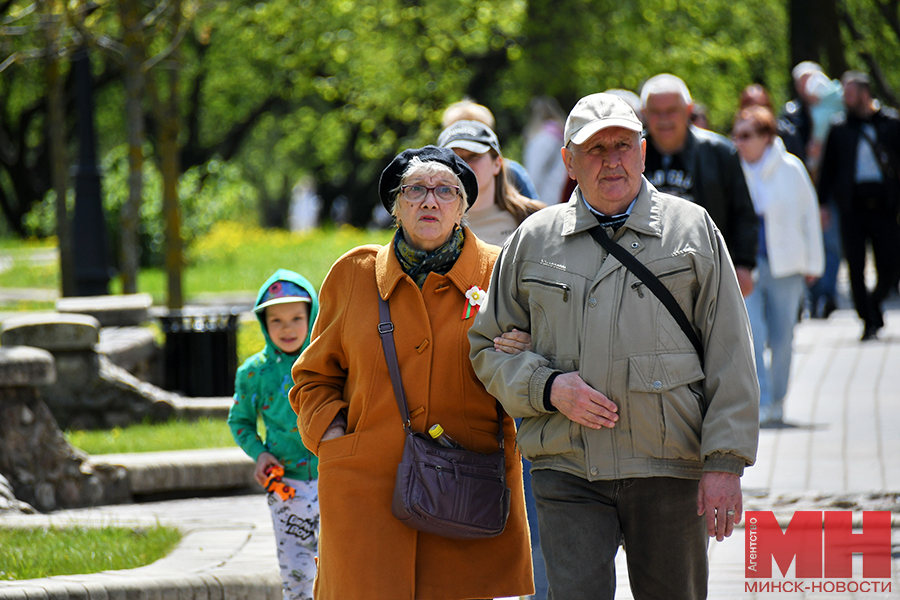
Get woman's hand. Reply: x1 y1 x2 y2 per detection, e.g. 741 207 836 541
321 412 347 442
254 452 282 487
493 328 533 355
321 424 346 442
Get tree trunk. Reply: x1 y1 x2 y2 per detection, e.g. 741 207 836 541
144 0 186 309
153 68 184 310
789 0 848 78
118 0 146 294
820 0 849 76
40 2 75 296
789 0 822 69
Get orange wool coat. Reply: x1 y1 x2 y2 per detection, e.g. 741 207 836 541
290 229 533 600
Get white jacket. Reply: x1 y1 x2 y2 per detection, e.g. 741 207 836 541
741 137 825 279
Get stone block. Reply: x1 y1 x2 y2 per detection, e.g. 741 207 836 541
0 346 55 387
56 293 152 327
1 313 99 352
53 352 101 389
97 327 161 385
98 327 158 368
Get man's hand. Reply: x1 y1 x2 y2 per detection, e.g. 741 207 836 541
493 329 533 354
254 452 282 487
697 471 742 542
735 266 754 297
550 372 618 429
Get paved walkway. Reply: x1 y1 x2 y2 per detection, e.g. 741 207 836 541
0 494 281 599
1 309 899 599
611 308 900 599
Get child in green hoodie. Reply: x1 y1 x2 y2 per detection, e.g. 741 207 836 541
228 269 319 600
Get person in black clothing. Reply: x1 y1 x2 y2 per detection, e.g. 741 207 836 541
641 73 759 296
818 71 900 341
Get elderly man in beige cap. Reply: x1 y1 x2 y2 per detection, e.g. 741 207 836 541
469 93 759 600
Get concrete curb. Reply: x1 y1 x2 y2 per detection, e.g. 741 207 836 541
92 448 256 496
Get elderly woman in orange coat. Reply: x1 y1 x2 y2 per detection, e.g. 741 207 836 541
289 146 533 600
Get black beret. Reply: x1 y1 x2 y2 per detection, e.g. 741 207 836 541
378 145 479 212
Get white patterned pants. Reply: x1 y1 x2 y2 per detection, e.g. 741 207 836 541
267 477 319 600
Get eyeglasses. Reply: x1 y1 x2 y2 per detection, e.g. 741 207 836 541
732 130 762 142
400 184 460 203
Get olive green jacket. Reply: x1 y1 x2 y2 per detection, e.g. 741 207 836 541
469 178 759 481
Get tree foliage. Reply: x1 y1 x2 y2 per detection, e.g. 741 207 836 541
2 0 900 276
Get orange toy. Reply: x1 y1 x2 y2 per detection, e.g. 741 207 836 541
263 465 296 501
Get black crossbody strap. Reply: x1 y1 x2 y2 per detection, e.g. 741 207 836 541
377 291 504 445
587 226 705 367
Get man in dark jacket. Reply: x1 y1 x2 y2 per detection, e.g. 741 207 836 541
818 71 900 341
641 73 759 296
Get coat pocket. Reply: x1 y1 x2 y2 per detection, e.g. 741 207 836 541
627 353 705 459
317 431 359 463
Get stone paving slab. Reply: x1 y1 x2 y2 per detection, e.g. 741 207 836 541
610 309 900 600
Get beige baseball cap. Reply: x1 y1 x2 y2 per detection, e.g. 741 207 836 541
564 93 644 146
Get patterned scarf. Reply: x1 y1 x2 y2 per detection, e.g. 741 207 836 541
394 226 465 288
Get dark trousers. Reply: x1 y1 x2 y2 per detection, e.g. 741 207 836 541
839 187 900 330
532 470 708 600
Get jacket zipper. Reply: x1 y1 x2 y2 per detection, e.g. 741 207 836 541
522 277 570 302
658 266 692 278
631 266 692 298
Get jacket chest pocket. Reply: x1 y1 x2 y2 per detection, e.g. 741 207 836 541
522 277 571 302
625 261 699 337
521 273 582 361
629 265 694 297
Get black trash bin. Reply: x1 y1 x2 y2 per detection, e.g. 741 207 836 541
159 308 240 397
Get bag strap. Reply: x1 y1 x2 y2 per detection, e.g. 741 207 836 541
587 225 705 367
377 293 412 432
377 291 504 447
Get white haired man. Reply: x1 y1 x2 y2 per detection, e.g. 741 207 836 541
641 73 759 297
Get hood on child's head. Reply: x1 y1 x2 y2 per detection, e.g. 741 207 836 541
254 268 320 356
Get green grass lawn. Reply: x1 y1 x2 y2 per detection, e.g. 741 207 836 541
0 525 181 580
0 223 394 303
66 417 236 455
0 222 389 382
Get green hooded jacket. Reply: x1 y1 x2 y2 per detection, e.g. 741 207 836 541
228 269 319 480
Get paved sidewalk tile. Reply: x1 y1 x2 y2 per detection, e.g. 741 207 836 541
610 309 900 599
